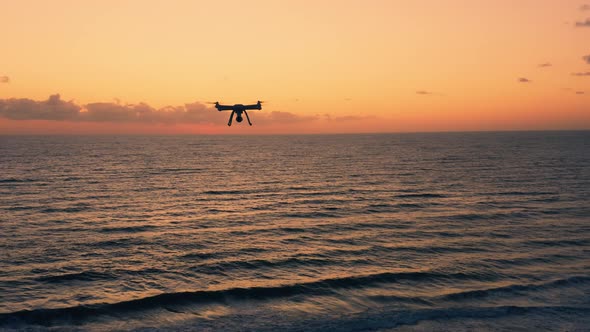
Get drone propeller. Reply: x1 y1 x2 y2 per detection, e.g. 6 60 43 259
205 101 218 105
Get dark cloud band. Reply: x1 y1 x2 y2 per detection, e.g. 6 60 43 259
0 94 317 125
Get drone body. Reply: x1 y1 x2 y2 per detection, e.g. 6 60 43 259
213 101 263 126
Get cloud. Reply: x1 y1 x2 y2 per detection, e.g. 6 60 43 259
572 72 590 76
518 77 532 83
416 90 433 95
575 18 590 27
538 63 552 68
0 94 81 120
581 4 590 11
253 111 318 125
0 95 315 125
583 55 590 64
0 76 9 83
575 91 585 94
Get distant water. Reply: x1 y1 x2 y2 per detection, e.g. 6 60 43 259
1 132 589 331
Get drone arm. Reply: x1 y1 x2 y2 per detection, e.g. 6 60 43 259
227 111 235 126
244 110 253 126
244 104 262 110
217 105 234 111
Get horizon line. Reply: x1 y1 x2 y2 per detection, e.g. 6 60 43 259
2 129 589 137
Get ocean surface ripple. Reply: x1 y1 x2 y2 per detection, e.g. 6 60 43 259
1 132 589 331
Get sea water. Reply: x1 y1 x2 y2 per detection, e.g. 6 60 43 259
1 132 589 331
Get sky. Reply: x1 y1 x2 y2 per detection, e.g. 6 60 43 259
0 0 589 134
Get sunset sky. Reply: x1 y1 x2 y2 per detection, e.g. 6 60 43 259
1 0 589 134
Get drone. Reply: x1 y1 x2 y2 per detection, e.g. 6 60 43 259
210 101 264 126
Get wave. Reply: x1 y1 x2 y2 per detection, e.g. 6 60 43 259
394 193 447 198
440 275 590 301
288 190 353 198
148 168 204 175
525 238 590 247
291 198 354 205
98 225 158 233
180 252 219 260
61 177 82 182
35 271 116 284
0 178 37 184
286 305 590 332
282 211 341 218
90 237 148 248
432 211 536 221
191 256 341 274
0 270 469 326
479 191 557 196
482 253 582 268
368 276 590 306
202 189 257 195
305 243 486 260
3 205 36 211
382 244 488 254
40 206 91 213
365 202 435 213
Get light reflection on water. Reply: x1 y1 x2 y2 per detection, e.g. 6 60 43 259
0 132 589 330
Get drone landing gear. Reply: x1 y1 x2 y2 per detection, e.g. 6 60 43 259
227 111 253 126
244 110 253 126
228 111 235 126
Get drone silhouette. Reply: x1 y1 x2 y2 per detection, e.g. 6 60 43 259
210 101 264 126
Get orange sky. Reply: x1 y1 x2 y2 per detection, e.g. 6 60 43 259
0 0 589 134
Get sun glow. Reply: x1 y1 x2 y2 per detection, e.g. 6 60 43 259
0 0 588 134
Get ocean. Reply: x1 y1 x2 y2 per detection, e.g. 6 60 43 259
1 132 589 331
